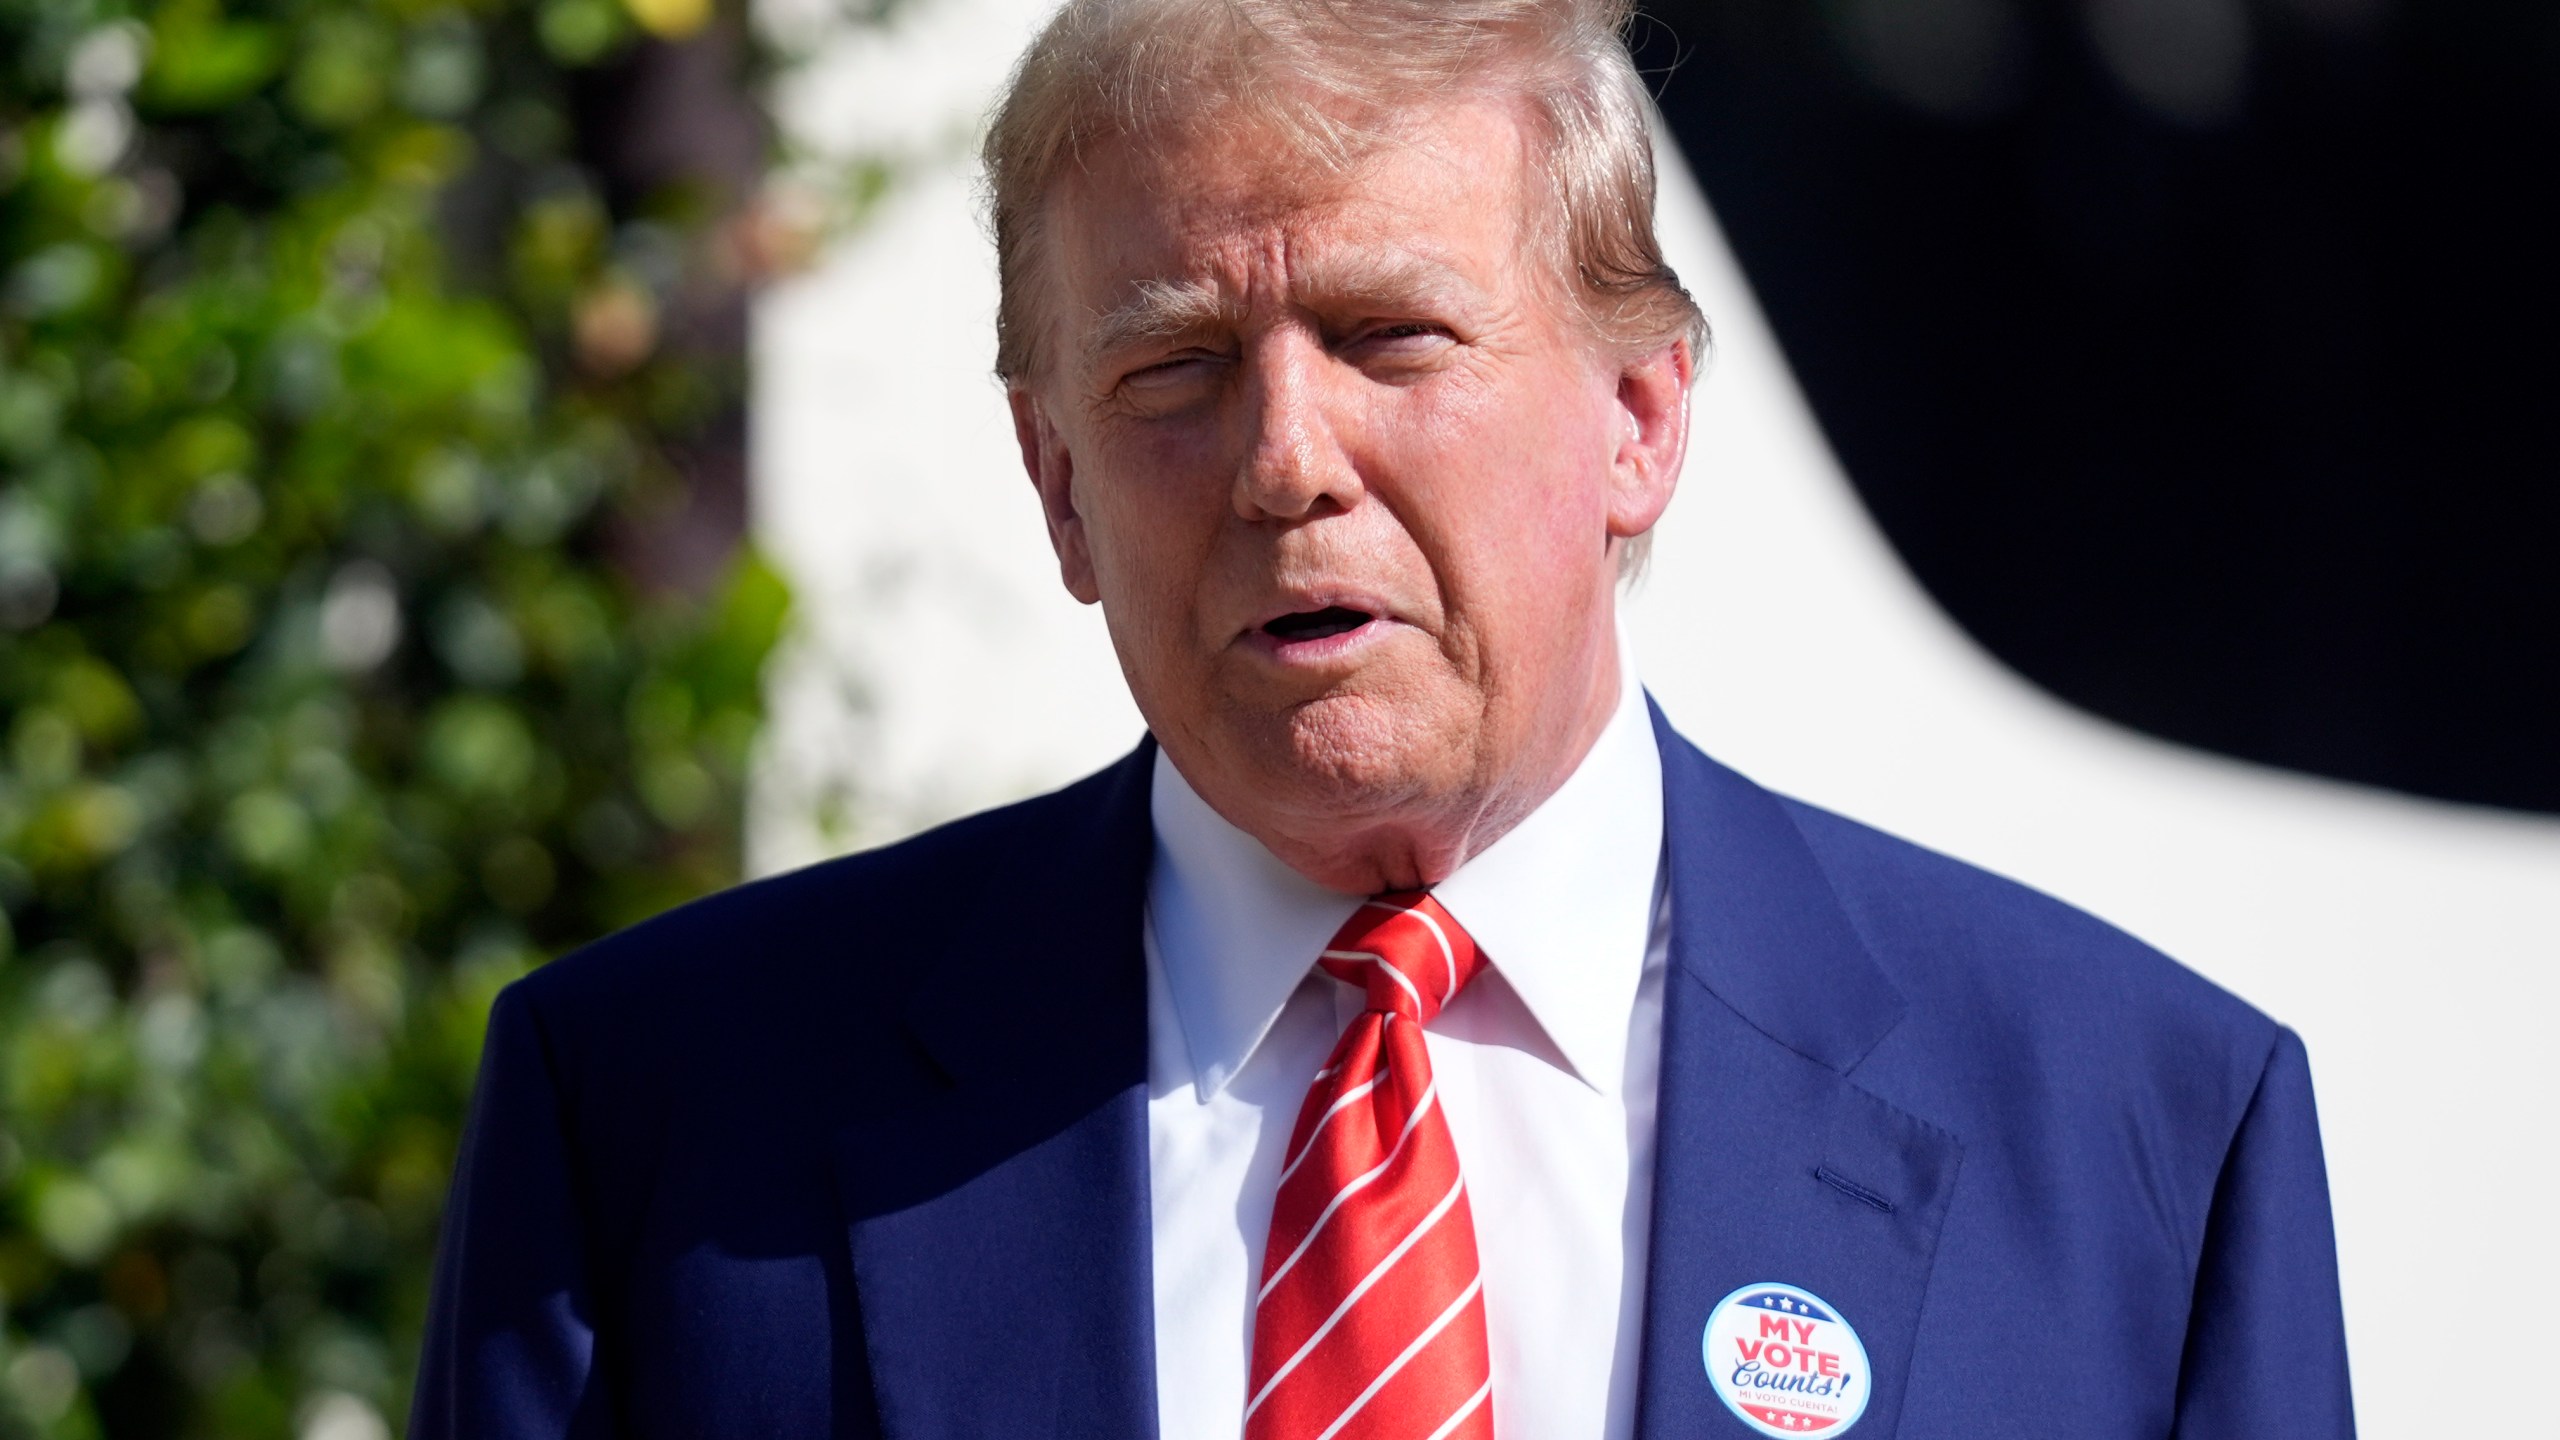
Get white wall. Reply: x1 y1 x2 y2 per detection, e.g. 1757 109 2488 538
749 0 1144 856
751 6 2560 1426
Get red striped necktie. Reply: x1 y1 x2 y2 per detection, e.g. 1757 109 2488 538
1244 891 1495 1440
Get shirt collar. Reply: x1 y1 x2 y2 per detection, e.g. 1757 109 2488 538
1147 651 1665 1101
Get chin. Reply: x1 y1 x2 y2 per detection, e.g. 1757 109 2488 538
1250 690 1463 818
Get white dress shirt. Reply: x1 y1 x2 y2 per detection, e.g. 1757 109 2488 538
1144 658 1670 1440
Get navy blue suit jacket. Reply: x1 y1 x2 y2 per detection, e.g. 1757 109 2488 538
413 710 2354 1438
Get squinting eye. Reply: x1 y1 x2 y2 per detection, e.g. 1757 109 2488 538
1350 323 1452 353
1122 354 1219 389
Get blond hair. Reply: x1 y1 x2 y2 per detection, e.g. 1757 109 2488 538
981 0 1706 384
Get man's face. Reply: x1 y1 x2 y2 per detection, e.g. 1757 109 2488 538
1013 95 1686 882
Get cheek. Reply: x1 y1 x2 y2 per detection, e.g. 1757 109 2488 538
1384 373 1615 591
1076 435 1229 629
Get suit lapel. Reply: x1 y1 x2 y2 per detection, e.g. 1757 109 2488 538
1636 706 1964 1439
834 743 1160 1440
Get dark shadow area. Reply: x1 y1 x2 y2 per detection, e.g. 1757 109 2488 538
1634 0 2560 813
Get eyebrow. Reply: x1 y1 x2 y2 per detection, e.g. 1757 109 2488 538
1078 250 1481 371
1082 278 1240 368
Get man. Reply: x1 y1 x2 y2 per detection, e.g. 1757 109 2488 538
413 1 2355 1436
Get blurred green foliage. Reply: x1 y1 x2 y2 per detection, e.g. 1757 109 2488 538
0 0 795 1433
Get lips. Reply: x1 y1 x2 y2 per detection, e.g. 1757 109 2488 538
1260 605 1375 642
1240 593 1397 663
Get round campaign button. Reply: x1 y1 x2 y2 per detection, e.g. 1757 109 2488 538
1700 1282 1873 1436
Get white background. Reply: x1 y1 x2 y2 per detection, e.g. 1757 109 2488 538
751 3 2560 1428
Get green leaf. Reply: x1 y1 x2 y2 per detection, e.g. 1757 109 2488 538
143 2 288 113
0 0 842 1428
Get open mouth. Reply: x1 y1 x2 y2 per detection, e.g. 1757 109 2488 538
1260 606 1375 642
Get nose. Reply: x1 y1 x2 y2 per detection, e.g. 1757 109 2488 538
1232 334 1363 524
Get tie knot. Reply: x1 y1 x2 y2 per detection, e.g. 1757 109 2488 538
1316 891 1486 1024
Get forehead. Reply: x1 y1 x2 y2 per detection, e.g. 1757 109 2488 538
1039 96 1540 325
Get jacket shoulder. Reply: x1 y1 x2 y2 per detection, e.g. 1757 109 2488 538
504 751 1140 1044
1766 792 2313 1285
1771 792 2290 1240
1776 794 2278 1062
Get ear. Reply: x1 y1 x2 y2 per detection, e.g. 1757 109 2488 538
1010 386 1102 604
1604 337 1694 543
